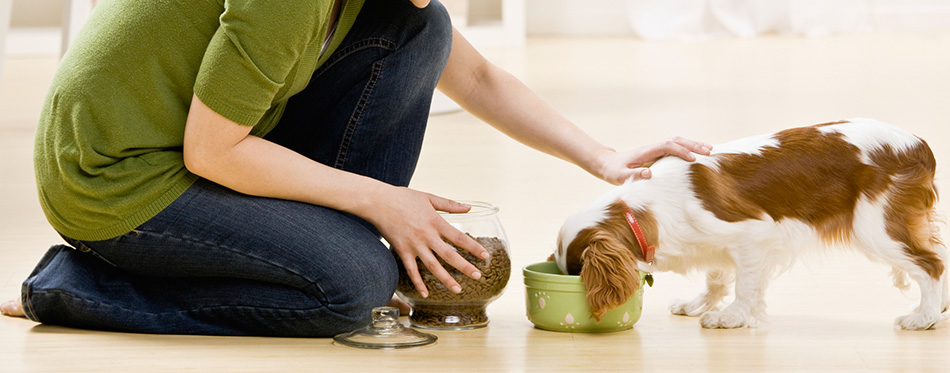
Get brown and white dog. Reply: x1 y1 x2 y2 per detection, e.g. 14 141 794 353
554 118 948 330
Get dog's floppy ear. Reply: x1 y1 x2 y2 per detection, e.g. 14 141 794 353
579 230 641 322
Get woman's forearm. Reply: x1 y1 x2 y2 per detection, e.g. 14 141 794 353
437 29 614 179
182 94 390 217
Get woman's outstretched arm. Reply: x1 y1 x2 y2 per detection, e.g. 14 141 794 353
436 28 711 185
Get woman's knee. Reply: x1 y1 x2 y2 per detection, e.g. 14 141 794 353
299 251 397 336
421 1 453 41
321 244 397 303
417 0 453 65
347 248 398 305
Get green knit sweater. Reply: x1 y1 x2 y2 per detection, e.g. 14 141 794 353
34 0 364 241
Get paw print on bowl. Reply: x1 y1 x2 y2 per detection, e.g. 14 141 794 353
617 312 633 327
559 312 581 329
533 291 551 310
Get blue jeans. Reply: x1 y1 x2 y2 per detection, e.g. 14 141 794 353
21 0 453 337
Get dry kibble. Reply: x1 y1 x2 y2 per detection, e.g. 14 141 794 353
394 236 511 329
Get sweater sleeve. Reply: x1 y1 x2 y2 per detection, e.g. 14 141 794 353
194 0 326 127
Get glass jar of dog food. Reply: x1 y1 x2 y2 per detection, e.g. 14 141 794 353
394 201 511 329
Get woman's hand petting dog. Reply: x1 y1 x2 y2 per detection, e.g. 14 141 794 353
598 137 713 185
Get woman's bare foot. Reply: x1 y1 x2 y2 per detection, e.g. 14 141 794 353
388 294 411 316
1 298 25 318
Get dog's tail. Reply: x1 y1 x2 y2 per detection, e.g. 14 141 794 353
890 267 912 291
883 137 944 281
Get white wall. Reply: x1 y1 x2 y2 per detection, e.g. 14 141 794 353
10 0 61 28
526 0 632 35
870 0 950 31
526 0 950 35
7 0 950 44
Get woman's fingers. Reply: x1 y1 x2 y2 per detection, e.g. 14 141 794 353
435 235 484 279
442 220 489 260
672 136 714 155
388 294 411 315
401 254 430 298
429 194 472 214
418 250 464 294
402 241 474 297
413 228 485 295
626 167 652 181
429 193 489 265
658 137 711 157
639 137 710 164
662 136 712 161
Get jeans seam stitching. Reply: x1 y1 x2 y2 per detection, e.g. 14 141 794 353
335 57 385 169
22 277 38 321
21 245 68 322
74 241 119 267
313 37 396 81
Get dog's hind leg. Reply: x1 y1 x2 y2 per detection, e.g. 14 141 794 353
853 196 945 330
856 235 943 330
934 242 949 314
890 223 944 329
670 269 733 317
894 270 943 330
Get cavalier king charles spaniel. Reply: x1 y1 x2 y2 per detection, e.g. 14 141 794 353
554 118 948 330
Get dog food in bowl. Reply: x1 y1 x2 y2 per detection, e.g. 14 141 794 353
523 261 647 333
394 202 511 330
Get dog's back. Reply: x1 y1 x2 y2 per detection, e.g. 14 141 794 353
689 118 939 268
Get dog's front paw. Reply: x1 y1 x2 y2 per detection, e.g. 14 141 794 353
670 297 719 317
895 312 940 330
669 299 695 316
699 310 751 329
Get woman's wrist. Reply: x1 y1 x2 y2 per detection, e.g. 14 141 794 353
586 146 618 182
340 178 396 223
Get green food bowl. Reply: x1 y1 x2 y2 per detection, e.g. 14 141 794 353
523 261 645 333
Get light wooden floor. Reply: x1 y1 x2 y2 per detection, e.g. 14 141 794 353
3 33 950 371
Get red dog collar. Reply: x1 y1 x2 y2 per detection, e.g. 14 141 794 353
623 204 655 264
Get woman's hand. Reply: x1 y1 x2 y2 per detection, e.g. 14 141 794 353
598 137 713 185
364 187 489 298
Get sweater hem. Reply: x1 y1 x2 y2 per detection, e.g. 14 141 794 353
52 173 200 242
